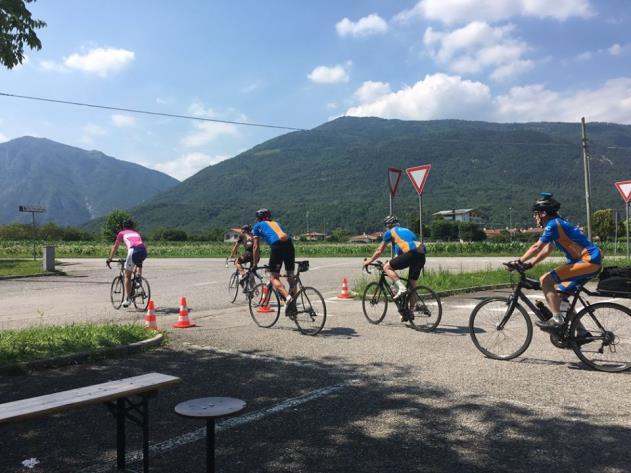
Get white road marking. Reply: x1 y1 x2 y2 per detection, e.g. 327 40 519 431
80 382 355 473
449 304 479 310
192 281 220 287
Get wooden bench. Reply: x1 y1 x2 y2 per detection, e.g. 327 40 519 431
0 372 180 473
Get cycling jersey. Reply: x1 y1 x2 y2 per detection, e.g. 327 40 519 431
383 226 424 257
252 220 291 246
539 217 601 264
116 229 145 249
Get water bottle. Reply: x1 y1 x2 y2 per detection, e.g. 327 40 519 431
535 300 553 320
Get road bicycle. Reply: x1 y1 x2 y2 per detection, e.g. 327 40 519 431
362 260 442 332
106 259 151 311
248 260 327 335
226 259 263 303
469 261 631 372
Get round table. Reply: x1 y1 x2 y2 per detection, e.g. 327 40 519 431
175 397 246 473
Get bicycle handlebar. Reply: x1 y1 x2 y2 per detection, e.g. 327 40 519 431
363 259 384 275
106 258 125 269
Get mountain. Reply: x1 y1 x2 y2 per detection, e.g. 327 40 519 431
0 137 179 226
119 117 631 233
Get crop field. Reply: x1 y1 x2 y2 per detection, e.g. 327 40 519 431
0 240 626 258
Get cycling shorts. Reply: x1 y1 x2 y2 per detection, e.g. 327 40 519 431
125 246 147 272
269 240 295 274
237 251 253 265
390 251 425 281
547 261 601 294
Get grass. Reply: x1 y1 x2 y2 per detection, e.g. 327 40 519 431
0 258 51 277
0 323 159 365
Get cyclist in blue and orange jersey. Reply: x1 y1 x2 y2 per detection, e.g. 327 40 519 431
516 193 603 328
363 215 426 303
252 208 296 313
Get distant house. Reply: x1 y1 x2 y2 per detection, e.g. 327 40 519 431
224 228 242 243
349 232 382 243
433 209 484 224
297 232 328 241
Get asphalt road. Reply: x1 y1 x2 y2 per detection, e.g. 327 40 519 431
1 257 629 473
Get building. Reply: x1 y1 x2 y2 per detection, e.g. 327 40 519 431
433 209 484 224
224 228 242 243
296 232 328 241
348 232 383 243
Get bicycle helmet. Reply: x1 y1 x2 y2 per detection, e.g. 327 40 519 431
121 218 135 229
241 224 251 232
256 208 271 220
532 192 560 215
383 215 399 228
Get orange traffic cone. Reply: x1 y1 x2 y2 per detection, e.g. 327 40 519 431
145 300 158 330
173 296 196 328
256 285 274 313
337 277 353 300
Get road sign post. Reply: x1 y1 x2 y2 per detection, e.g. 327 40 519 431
614 181 631 259
18 205 47 260
405 164 431 240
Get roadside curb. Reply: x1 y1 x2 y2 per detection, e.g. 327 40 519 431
0 333 164 376
0 271 66 281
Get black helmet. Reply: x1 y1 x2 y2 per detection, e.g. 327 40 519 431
383 215 399 228
241 224 251 232
532 193 560 214
121 218 135 229
256 208 271 220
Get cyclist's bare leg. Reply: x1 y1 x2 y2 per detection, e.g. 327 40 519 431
540 273 561 314
270 273 289 299
383 262 400 283
124 269 133 299
235 259 245 277
287 271 297 297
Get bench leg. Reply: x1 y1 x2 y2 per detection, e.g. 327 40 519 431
206 418 215 473
142 396 149 473
116 399 126 471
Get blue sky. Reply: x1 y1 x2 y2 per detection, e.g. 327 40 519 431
1 0 630 180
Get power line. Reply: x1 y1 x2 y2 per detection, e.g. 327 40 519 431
0 92 306 132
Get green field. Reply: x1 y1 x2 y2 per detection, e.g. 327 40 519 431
0 259 52 277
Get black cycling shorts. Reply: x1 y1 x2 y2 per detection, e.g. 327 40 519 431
237 251 253 264
131 246 147 267
269 240 295 274
390 251 425 280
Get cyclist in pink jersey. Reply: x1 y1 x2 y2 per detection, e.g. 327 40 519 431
106 218 148 308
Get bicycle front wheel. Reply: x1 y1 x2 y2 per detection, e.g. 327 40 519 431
292 287 327 336
248 283 281 328
228 272 240 303
571 302 631 372
407 285 442 332
469 297 532 360
132 277 151 311
110 276 124 309
361 282 388 324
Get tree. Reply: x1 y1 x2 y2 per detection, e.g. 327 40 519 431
592 209 620 242
458 222 486 242
330 227 351 242
0 0 46 69
102 209 136 241
430 219 458 241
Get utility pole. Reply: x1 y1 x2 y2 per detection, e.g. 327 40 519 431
581 117 593 240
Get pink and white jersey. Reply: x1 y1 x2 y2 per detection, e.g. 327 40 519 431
116 229 145 249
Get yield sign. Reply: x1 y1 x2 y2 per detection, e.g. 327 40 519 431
615 180 631 203
406 164 431 194
388 167 403 197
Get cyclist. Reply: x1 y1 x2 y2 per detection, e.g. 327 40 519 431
515 193 603 328
106 218 147 308
363 216 426 319
228 224 254 282
252 208 296 314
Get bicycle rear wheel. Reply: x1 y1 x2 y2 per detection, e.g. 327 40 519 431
110 276 124 309
227 272 240 303
248 283 281 328
292 287 327 336
361 282 388 324
571 302 631 372
469 297 532 360
132 277 151 311
407 285 442 332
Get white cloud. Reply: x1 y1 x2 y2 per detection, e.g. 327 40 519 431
182 122 238 147
576 51 593 61
111 114 136 127
394 0 592 24
354 81 392 104
42 47 135 77
344 73 631 124
345 73 493 120
241 81 261 93
156 97 170 105
609 43 623 56
336 14 388 38
308 63 351 84
0 132 8 143
423 22 533 80
326 102 338 110
80 123 107 145
155 152 230 180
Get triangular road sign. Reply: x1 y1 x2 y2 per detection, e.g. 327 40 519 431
615 180 631 203
406 164 431 195
388 167 402 197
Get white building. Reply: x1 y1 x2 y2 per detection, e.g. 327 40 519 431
223 228 242 243
433 209 484 224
